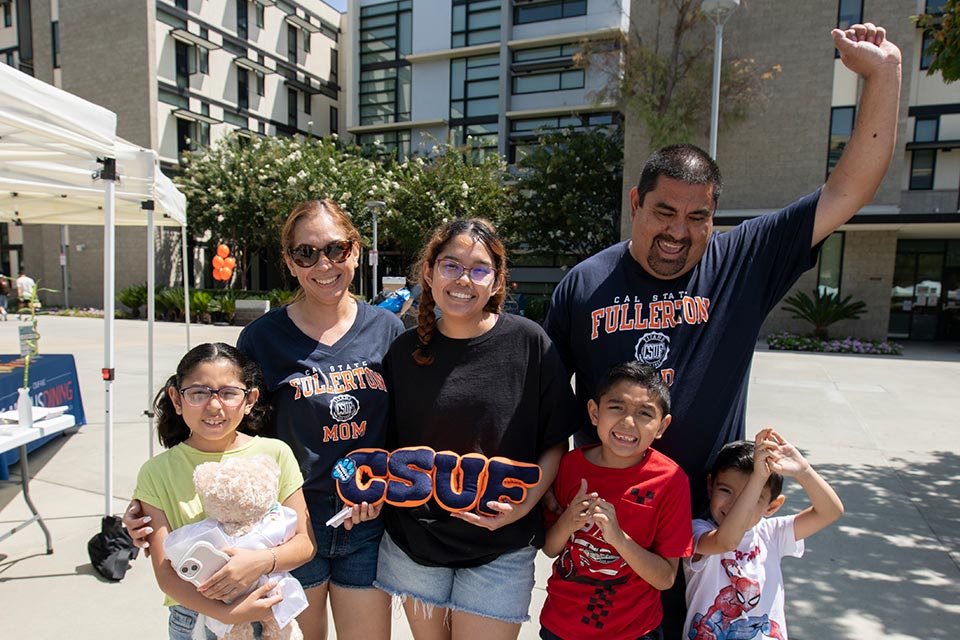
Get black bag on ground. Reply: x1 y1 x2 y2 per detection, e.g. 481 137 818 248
87 515 139 581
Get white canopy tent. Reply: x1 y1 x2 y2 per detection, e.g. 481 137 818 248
0 63 191 515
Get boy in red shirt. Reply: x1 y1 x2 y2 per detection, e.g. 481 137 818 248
541 361 693 640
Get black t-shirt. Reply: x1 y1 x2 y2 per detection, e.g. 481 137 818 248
544 191 822 513
383 312 579 568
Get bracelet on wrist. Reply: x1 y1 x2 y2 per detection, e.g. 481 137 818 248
268 548 277 574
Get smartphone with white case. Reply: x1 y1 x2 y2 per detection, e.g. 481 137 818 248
174 540 230 587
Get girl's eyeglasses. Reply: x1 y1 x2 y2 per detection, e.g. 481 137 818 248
435 258 496 285
288 240 353 268
178 385 251 407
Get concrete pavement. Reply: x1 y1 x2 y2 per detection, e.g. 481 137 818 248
0 315 958 639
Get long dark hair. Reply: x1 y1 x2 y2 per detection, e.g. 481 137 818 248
155 342 268 448
412 218 507 366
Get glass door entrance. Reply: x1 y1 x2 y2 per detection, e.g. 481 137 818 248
889 240 960 341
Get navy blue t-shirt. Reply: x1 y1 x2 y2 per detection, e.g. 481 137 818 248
237 301 403 520
545 191 822 512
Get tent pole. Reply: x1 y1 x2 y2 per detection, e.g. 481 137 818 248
100 158 117 518
145 201 156 459
181 226 191 349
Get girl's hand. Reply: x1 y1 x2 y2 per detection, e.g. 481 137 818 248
226 581 283 625
343 501 382 531
198 547 271 601
121 499 153 554
452 501 525 531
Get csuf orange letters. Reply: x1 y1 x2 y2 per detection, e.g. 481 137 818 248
335 447 542 516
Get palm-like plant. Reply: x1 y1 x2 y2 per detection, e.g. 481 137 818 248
781 289 867 340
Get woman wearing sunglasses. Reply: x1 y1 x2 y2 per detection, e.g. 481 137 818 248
370 218 579 640
234 199 404 639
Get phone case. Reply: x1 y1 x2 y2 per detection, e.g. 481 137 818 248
175 540 230 587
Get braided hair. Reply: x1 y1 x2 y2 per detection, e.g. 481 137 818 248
412 218 507 365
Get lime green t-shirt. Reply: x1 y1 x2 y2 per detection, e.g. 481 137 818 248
133 435 304 535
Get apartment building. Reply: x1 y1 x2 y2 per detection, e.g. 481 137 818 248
0 0 342 306
342 0 628 161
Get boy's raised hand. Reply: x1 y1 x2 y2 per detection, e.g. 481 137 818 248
590 498 624 545
753 428 780 478
558 478 601 532
764 430 811 478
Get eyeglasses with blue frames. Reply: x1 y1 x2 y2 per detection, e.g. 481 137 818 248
435 258 496 285
178 385 251 407
288 240 353 268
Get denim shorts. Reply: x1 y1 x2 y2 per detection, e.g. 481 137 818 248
374 532 537 624
168 605 264 640
290 512 383 590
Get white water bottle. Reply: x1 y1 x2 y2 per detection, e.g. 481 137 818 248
17 387 33 427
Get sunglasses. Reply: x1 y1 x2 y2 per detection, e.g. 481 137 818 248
178 385 251 407
435 258 496 285
288 240 353 268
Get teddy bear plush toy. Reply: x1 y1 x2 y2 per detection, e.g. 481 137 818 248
163 455 307 640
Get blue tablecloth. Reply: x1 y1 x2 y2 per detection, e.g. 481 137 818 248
0 354 86 480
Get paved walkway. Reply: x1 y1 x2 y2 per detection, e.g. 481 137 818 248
0 316 957 639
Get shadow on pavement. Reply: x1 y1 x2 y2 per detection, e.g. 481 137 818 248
786 452 959 639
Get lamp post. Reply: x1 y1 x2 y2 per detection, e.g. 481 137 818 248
365 200 385 300
701 0 740 160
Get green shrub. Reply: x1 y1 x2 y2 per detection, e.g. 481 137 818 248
117 283 148 318
781 289 867 340
155 287 185 320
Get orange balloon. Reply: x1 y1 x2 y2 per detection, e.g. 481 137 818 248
219 267 233 281
224 256 237 269
211 268 223 281
212 255 225 269
217 244 230 258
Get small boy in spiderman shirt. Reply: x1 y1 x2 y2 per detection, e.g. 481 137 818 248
684 429 844 640
540 361 693 640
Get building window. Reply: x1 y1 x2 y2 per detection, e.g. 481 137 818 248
836 0 862 30
51 21 60 69
258 121 266 134
450 54 499 119
5 51 14 67
237 0 248 40
4 3 13 29
256 2 265 28
511 43 583 93
910 150 936 190
159 87 188 108
304 30 311 53
330 48 338 85
175 0 187 9
817 233 844 297
915 116 939 143
256 71 265 96
826 106 854 179
198 47 209 74
330 105 338 135
926 0 948 13
237 68 249 110
512 68 583 93
177 117 195 157
358 129 411 161
508 111 618 161
288 24 297 63
451 122 499 157
452 0 501 48
920 31 935 70
288 88 298 128
175 40 191 89
359 0 412 65
514 0 587 25
303 91 311 115
359 1 412 126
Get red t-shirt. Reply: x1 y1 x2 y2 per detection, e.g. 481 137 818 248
541 446 693 639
